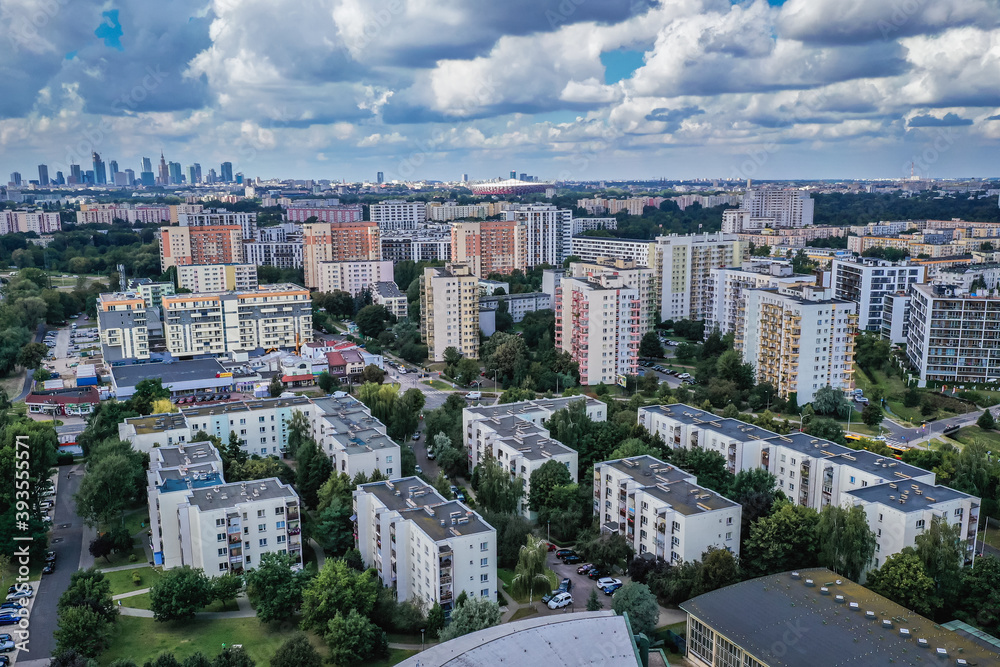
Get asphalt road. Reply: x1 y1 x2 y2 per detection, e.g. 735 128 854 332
12 324 45 402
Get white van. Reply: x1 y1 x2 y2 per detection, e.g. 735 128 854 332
465 391 481 400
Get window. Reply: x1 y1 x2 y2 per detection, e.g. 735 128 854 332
219 562 229 571
275 507 284 515
726 532 732 540
276 521 285 530
849 476 856 484
259 538 268 547
916 519 926 529
258 523 266 532
277 535 286 544
689 618 714 663
955 508 964 517
480 558 489 567
481 589 490 597
480 542 488 551
726 517 733 526
216 518 225 527
257 509 265 518
789 484 794 491
481 574 489 582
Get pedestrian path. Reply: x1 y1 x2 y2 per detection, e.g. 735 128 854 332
100 561 151 573
113 588 150 599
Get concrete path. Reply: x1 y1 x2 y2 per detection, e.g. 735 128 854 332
100 561 152 573
308 537 326 569
113 588 151 600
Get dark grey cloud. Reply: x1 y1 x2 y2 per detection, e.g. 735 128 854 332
908 112 974 127
987 114 1000 121
643 106 705 132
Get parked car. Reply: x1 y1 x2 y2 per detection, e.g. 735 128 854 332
678 373 691 379
42 563 55 575
587 569 609 580
5 585 30 596
0 616 19 628
576 563 595 574
0 638 13 653
595 577 621 590
0 604 23 613
0 654 10 666
4 589 31 601
554 549 575 560
546 542 557 552
603 582 624 595
558 578 572 592
563 554 583 564
547 592 573 610
411 432 420 441
414 465 423 474
45 551 56 563
541 590 556 604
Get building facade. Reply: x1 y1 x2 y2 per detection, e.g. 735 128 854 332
302 222 381 289
450 220 518 277
706 263 815 343
160 225 245 271
313 260 394 296
369 200 426 231
657 233 743 322
830 258 925 333
372 281 408 319
421 263 480 361
97 292 150 361
178 210 258 241
176 264 259 293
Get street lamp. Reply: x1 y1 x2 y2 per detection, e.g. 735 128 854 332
421 628 425 651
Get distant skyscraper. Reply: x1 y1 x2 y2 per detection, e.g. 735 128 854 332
37 165 49 186
206 168 217 184
55 171 65 185
85 170 95 184
509 170 516 180
187 165 197 185
141 172 155 187
124 169 135 185
69 164 82 184
194 163 202 183
377 171 384 184
92 152 107 185
9 172 21 186
220 162 233 182
157 153 169 185
141 157 153 173
462 173 469 183
235 173 243 185
168 162 182 185
109 160 118 176
519 173 527 181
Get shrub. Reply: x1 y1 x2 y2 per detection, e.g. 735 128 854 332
129 554 137 563
132 573 142 585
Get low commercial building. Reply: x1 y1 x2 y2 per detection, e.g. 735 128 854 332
176 264 258 293
680 568 999 667
313 260 394 296
25 386 100 416
111 359 235 400
353 477 496 611
371 281 408 320
594 455 741 563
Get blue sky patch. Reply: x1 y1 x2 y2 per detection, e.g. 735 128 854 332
65 50 77 60
95 10 124 51
601 49 645 85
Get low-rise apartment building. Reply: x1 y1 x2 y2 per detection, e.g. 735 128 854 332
176 263 258 293
182 396 314 457
310 396 400 479
594 456 741 563
569 237 657 268
97 292 150 361
477 292 550 323
353 477 496 611
421 263 480 361
372 281 408 320
313 260 394 296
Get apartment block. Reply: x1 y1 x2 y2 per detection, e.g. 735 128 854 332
302 222 381 289
656 233 743 322
830 258 925 333
182 396 314 457
178 210 258 241
127 279 176 309
309 396 401 479
97 292 150 361
370 200 426 231
161 284 313 357
372 281 408 320
353 477 497 611
450 220 518 277
463 397 607 455
147 442 302 574
478 292 550 323
160 225 245 271
740 286 857 405
177 264 258 293
594 456 741 563
570 237 658 268
284 205 363 223
505 204 571 266
906 283 1000 386
313 260 394 296
707 262 815 343
421 263 480 361
381 230 452 264
721 188 814 232
880 292 912 344
0 210 62 234
555 272 640 385
567 259 657 332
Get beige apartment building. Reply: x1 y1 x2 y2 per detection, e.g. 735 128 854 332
302 222 381 289
313 260 394 296
656 233 743 322
177 264 259 293
420 263 479 361
160 225 245 271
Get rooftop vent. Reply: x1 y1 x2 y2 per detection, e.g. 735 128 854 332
804 579 815 587
790 572 801 580
865 611 876 619
849 602 859 610
899 629 910 638
917 638 929 648
882 620 893 629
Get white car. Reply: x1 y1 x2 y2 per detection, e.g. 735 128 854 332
5 589 33 602
595 577 622 589
677 373 691 379
547 592 573 609
465 391 482 400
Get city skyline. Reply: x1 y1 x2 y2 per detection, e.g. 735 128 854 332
2 1 1000 183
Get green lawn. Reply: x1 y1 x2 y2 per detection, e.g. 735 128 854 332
982 524 1000 550
422 379 452 391
102 566 162 595
497 567 559 604
120 593 236 613
949 426 1000 449
385 632 439 648
509 606 539 622
122 508 151 538
95 546 148 570
100 616 326 665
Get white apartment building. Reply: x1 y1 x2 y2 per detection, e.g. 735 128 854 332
555 272 641 386
740 286 857 404
707 263 815 343
594 456 741 563
244 223 304 269
309 396 401 480
847 480 980 569
571 217 618 236
906 283 1000 386
656 233 743 322
162 283 313 357
381 231 452 264
428 203 491 221
478 292 551 323
372 281 409 320
370 200 426 231
97 292 150 361
570 237 658 268
880 292 912 344
505 204 571 265
353 477 496 611
179 209 258 241
567 259 657 331
313 260 394 296
421 263 480 361
119 412 191 452
830 258 925 333
182 396 314 457
721 189 814 232
147 442 301 574
177 264 258 293
934 263 1000 292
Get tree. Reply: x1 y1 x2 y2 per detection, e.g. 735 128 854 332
183 654 212 667
229 457 294 485
956 555 1000 635
726 468 781 543
692 548 741 596
528 459 573 512
58 567 118 623
355 304 393 338
610 439 661 460
803 417 845 444
511 536 550 603
245 552 307 624
295 438 332 509
89 533 114 562
75 450 145 529
325 609 388 666
671 447 731 495
131 378 171 415
317 371 336 394
313 496 355 556
361 364 385 384
610 582 659 635
427 602 446 638
54 606 113 658
150 566 212 622
811 385 850 417
211 646 255 667
286 409 312 459
473 458 524 514
439 596 502 641
866 551 936 616
741 502 820 579
270 634 322 667
212 572 243 610
268 375 284 398
50 650 94 667
579 533 635 571
301 559 380 632
817 504 876 581
862 402 884 428
586 589 603 611
913 514 964 610
443 346 462 375
639 332 664 359
456 357 481 386
17 341 48 369
977 410 996 430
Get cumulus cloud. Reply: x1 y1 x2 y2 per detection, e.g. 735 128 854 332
908 112 974 127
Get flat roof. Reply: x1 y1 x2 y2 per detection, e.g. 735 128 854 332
603 456 694 485
680 568 1000 666
188 478 298 511
642 479 739 516
825 449 929 481
644 404 779 442
763 432 853 458
182 395 310 417
359 477 446 513
846 479 973 511
400 499 493 541
125 412 188 434
111 359 228 388
154 442 221 468
467 396 603 421
373 281 404 298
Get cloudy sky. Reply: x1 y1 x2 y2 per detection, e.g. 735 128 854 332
2 0 999 182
